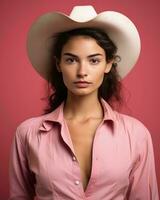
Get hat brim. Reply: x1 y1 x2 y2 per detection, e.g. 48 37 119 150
27 10 141 79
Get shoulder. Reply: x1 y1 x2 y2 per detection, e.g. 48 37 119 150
14 102 63 143
115 111 152 142
102 99 151 142
16 115 44 132
14 114 50 142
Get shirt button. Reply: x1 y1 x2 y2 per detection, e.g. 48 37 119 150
75 180 80 185
72 156 76 161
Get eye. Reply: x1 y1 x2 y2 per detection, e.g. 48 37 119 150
65 57 76 64
90 58 100 64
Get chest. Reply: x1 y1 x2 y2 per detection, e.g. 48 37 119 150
66 119 102 191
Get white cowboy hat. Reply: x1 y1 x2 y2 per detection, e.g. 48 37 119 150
27 5 141 79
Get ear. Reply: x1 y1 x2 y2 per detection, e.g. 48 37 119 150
104 60 113 74
55 57 61 72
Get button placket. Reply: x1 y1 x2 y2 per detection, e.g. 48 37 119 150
71 154 85 198
72 156 80 186
84 127 101 196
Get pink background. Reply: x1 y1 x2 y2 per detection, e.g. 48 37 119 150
0 0 159 198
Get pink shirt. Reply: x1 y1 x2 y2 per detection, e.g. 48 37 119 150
9 99 159 200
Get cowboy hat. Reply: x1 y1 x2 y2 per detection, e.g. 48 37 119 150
27 5 141 79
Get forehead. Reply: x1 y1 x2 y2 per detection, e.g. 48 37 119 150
61 35 105 56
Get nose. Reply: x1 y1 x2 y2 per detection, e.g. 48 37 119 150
77 62 88 78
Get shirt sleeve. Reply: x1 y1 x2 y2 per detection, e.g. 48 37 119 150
126 127 159 200
9 125 36 200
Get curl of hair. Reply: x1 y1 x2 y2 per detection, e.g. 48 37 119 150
44 28 123 113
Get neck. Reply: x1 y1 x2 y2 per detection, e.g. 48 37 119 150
63 92 104 121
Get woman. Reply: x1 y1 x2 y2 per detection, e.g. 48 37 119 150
9 6 159 200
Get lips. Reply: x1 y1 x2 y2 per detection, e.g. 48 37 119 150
74 80 92 84
74 81 92 88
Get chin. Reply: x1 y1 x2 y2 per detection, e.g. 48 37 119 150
69 88 98 96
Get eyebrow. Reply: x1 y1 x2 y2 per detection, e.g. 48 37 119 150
63 53 103 58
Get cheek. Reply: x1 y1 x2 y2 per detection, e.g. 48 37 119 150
93 70 105 82
61 69 74 83
94 72 106 88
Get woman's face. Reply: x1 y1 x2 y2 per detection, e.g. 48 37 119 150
58 36 112 97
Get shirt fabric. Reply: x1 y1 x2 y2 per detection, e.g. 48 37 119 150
9 98 159 200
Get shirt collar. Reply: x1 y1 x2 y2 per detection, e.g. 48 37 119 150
39 98 116 132
100 98 116 122
39 102 65 132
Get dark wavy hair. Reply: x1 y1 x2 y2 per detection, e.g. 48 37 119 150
44 27 123 113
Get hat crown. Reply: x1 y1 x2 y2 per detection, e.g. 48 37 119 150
69 5 97 22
